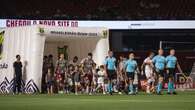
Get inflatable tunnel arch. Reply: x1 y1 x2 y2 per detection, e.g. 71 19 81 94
0 25 109 93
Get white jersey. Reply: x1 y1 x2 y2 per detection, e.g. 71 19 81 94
144 57 153 78
97 70 105 84
118 60 125 71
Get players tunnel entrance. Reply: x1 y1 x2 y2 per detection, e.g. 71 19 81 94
41 26 109 92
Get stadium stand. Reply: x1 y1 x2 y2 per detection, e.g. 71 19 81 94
0 0 195 20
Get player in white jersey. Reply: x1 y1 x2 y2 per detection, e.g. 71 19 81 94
141 52 155 94
95 65 106 94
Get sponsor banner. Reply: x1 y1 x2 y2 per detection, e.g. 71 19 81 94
38 26 108 38
6 19 78 27
1 19 195 29
140 73 195 91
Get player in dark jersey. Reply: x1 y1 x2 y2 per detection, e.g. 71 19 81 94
81 53 95 95
13 55 22 94
54 54 68 94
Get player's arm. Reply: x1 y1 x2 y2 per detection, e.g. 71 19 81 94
116 60 120 75
104 65 107 77
54 60 58 70
13 62 16 78
165 57 169 74
103 59 108 77
80 69 84 77
54 60 59 76
151 57 157 72
149 60 156 76
141 62 145 71
114 58 117 73
65 61 69 71
64 61 69 78
141 60 146 75
149 60 155 69
124 62 128 85
124 68 128 86
70 70 74 75
80 58 85 75
135 63 140 75
45 75 48 84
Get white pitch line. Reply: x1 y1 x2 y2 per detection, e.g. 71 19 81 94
77 99 195 103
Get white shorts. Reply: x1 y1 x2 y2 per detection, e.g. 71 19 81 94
98 78 104 84
68 78 73 86
145 69 153 79
75 82 80 86
147 78 155 84
97 83 104 87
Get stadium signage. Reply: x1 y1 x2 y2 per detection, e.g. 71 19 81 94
37 26 107 38
2 19 195 29
6 19 78 27
49 30 98 37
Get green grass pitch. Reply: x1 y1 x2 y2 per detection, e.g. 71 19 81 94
0 91 195 110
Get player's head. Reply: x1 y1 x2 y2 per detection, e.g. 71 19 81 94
48 54 53 59
100 65 104 70
59 53 64 59
148 51 155 58
170 49 175 56
43 55 48 60
73 56 78 62
129 53 135 59
88 53 93 59
69 64 74 70
119 55 124 60
108 50 113 57
16 54 21 61
158 49 164 55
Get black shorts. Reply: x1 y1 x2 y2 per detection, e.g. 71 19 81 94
126 72 135 80
107 70 116 80
47 81 54 88
84 74 93 86
156 69 165 77
167 68 175 78
74 73 81 82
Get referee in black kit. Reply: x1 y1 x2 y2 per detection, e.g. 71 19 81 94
13 55 22 94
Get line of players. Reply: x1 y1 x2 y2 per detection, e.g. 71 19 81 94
45 48 182 95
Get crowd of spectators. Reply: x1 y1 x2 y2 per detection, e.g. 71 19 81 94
1 0 195 20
